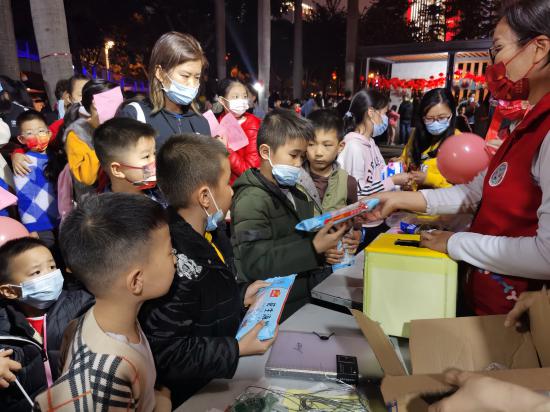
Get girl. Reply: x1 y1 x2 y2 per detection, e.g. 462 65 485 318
118 32 210 147
373 0 550 317
63 79 118 201
400 88 458 189
217 78 261 184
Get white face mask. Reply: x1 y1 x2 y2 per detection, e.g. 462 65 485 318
225 98 249 117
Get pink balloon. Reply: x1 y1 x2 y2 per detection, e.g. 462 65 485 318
0 217 29 246
437 133 491 184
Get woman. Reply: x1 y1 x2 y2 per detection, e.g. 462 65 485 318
217 78 261 184
118 32 210 147
400 88 458 189
373 0 550 317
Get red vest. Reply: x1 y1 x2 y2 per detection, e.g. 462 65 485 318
467 92 550 315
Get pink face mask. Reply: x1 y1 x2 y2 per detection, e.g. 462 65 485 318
119 160 157 190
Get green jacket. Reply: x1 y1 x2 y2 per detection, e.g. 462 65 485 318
231 168 323 319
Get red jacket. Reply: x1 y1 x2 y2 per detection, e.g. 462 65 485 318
220 112 261 184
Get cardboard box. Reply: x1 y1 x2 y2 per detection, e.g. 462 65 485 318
351 290 550 412
364 234 457 337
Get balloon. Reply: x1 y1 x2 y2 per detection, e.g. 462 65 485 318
437 133 491 184
0 217 29 246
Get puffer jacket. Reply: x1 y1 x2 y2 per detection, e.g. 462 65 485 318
139 207 248 407
231 168 324 319
0 287 94 412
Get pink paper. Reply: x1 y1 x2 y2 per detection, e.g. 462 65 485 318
0 186 17 210
203 110 222 137
219 113 249 151
93 87 124 124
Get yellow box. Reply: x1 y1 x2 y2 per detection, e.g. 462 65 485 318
364 233 458 337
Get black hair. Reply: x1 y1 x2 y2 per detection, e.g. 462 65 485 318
218 78 248 98
55 79 71 100
16 109 48 129
409 88 457 168
94 117 156 168
157 134 228 209
501 0 550 64
344 90 352 99
0 75 33 113
0 237 49 285
59 193 168 295
308 109 344 142
257 108 315 152
391 105 398 111
343 89 388 135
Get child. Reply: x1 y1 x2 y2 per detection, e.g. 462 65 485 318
0 237 93 411
231 108 348 319
298 109 361 267
139 134 274 407
35 193 174 411
93 117 164 203
13 111 60 247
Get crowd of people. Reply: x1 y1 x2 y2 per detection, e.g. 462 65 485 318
0 0 549 410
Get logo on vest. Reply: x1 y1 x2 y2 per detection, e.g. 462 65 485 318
489 162 508 187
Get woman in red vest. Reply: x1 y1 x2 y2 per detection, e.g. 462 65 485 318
373 0 550 316
217 78 261 184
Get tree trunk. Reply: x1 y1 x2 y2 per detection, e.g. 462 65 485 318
215 0 226 81
345 0 359 93
258 0 271 112
29 0 74 109
292 0 303 100
0 0 20 79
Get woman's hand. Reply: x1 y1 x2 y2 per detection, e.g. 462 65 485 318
420 230 454 254
243 280 271 307
11 153 32 176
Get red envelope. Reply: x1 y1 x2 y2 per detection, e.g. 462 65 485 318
219 112 249 151
0 186 17 210
93 87 124 124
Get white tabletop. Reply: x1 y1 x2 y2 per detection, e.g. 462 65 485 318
311 251 365 309
176 303 387 412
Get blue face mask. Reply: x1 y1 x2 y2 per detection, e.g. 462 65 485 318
163 74 199 106
372 114 389 137
10 269 64 309
204 188 225 232
57 99 65 119
268 149 301 187
425 119 451 135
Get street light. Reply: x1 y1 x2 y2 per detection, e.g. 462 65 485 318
253 82 264 92
105 40 115 70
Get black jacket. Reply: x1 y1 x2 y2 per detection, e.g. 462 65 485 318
0 288 94 412
117 99 211 148
398 101 414 122
139 208 249 407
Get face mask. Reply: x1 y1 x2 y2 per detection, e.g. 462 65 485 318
120 160 157 190
268 149 301 187
425 119 451 135
203 188 224 232
486 40 537 101
23 135 50 152
163 74 199 106
225 98 249 117
57 99 65 119
10 269 64 309
372 114 389 137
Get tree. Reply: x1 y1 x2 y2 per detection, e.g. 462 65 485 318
215 0 227 80
258 0 271 111
0 0 20 79
447 0 501 40
345 0 359 92
29 0 74 108
292 0 303 99
359 0 413 45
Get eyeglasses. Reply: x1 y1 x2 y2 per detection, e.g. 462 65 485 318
423 115 452 125
488 46 500 64
20 129 50 138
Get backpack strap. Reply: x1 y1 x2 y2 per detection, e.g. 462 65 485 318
128 102 146 123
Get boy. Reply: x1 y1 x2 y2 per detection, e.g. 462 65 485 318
139 134 274 407
231 108 348 319
298 109 360 267
35 193 174 411
13 111 59 247
93 117 165 204
0 237 93 411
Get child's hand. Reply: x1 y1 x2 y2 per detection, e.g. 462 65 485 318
313 222 349 254
391 172 410 186
0 349 22 389
238 321 278 356
12 153 32 176
343 230 361 254
325 247 344 265
505 290 542 329
244 281 271 307
420 230 454 254
410 171 427 185
214 134 228 147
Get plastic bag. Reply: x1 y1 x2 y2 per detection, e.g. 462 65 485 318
236 274 297 341
332 239 356 271
295 198 380 232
